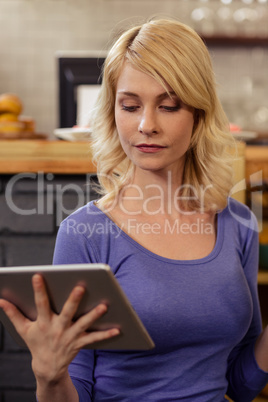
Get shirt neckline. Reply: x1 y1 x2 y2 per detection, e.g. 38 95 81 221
90 201 225 265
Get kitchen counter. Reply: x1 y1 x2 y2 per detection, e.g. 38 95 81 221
0 140 96 174
0 140 267 178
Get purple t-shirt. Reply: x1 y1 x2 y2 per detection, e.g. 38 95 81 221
53 198 268 401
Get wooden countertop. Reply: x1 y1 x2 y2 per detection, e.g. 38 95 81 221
0 140 96 174
0 139 267 177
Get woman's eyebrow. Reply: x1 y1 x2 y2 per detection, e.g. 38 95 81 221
117 91 178 99
157 91 178 100
117 91 139 98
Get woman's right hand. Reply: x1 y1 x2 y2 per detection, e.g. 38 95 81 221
0 273 120 386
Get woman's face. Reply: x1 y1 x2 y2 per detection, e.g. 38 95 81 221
114 62 195 177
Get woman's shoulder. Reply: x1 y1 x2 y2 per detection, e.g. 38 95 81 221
220 197 259 234
60 200 105 226
58 200 122 246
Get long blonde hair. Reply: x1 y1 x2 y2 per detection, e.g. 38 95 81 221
90 18 235 212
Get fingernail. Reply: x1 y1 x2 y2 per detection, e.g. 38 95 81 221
111 328 120 336
32 274 42 286
97 304 107 314
74 286 85 296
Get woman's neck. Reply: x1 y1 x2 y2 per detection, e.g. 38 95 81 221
117 168 186 217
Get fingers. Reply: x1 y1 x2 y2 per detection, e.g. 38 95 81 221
68 303 120 347
32 274 52 322
0 299 30 335
32 275 110 335
59 285 86 327
31 276 120 350
65 303 108 336
76 303 108 332
75 327 120 350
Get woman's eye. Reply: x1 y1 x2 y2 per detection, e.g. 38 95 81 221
122 105 139 112
160 105 180 112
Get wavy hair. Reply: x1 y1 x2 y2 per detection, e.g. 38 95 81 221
90 18 235 212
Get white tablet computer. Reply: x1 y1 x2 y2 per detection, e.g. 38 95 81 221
0 264 155 350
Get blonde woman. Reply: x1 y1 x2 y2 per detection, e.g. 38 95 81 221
1 18 268 402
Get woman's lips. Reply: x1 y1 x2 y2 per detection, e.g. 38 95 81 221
135 144 166 153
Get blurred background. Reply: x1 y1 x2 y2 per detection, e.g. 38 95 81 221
0 1 268 401
0 0 268 138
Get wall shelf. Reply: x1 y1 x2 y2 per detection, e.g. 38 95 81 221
202 35 268 47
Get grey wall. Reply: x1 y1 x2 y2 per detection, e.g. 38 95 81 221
0 0 268 137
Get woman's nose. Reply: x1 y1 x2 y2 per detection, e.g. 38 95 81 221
138 109 158 135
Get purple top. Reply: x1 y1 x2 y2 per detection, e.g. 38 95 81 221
53 198 268 401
